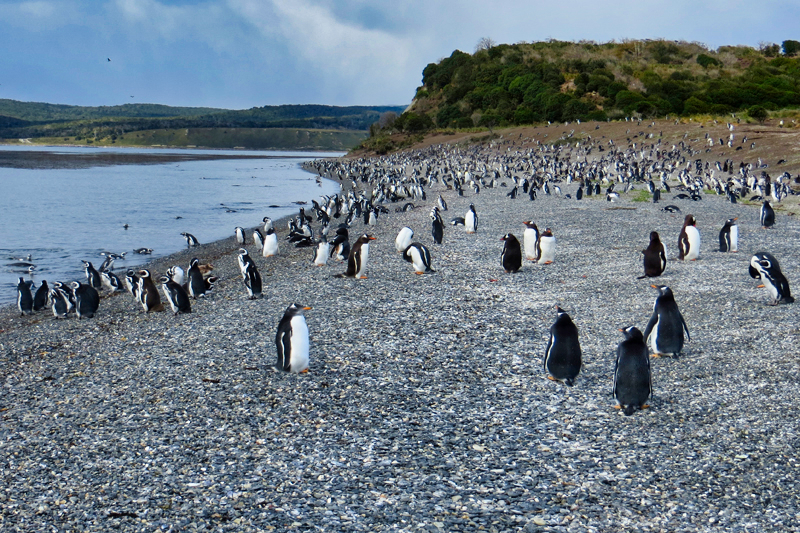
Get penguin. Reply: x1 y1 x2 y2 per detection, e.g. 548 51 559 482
537 228 556 265
134 248 153 255
330 227 350 261
576 186 583 200
71 281 100 319
237 248 256 280
312 237 330 267
761 201 775 228
100 270 122 292
719 217 739 252
449 217 465 226
395 227 414 253
749 252 794 305
253 229 265 251
500 233 522 273
186 258 208 299
431 215 444 244
678 214 700 261
33 280 49 311
262 216 274 233
337 234 375 279
522 221 540 261
137 269 162 312
235 226 246 245
652 188 661 203
465 204 478 233
83 261 102 289
639 231 667 278
242 261 262 299
166 265 185 286
49 283 72 318
16 277 33 316
161 275 192 314
437 194 448 211
613 326 652 416
403 242 434 274
181 232 200 247
643 285 691 357
125 269 140 298
543 306 582 386
262 227 279 257
275 303 312 373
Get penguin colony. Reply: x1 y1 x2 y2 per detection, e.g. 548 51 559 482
10 119 799 412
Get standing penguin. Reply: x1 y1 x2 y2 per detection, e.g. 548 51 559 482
330 227 350 261
49 283 72 318
749 252 794 305
431 210 444 244
235 226 247 245
719 217 739 252
262 217 274 233
544 306 582 386
465 204 478 234
537 228 556 265
16 277 33 316
71 282 99 319
639 231 667 278
33 279 49 311
437 194 448 211
262 227 279 257
137 269 162 312
275 303 312 373
678 214 700 261
160 275 192 314
395 227 414 253
761 201 775 229
237 248 256 280
522 221 540 261
402 242 434 274
243 262 263 300
83 261 102 289
253 228 265 251
337 234 375 279
643 285 691 357
613 326 652 416
186 258 209 299
312 237 330 267
500 233 523 273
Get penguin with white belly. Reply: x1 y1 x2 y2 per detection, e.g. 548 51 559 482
749 252 794 305
522 221 539 261
544 306 582 386
275 303 312 373
403 242 434 274
262 227 279 257
537 228 556 265
719 218 738 252
395 227 414 253
465 204 478 234
161 275 192 314
643 285 691 357
312 237 330 267
678 214 700 261
336 234 375 279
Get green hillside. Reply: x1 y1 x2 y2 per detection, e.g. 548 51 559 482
399 39 800 129
0 99 226 122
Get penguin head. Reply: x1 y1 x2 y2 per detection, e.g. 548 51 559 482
159 275 170 285
358 234 376 243
190 258 200 268
683 214 696 227
501 233 517 243
522 220 538 230
724 217 738 226
650 284 673 298
238 248 248 256
138 269 151 279
750 252 778 278
542 228 554 237
649 231 661 243
70 281 81 291
619 326 644 341
285 303 312 316
263 216 271 223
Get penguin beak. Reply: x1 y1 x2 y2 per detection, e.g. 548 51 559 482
303 306 312 310
618 328 624 332
369 236 376 241
650 284 658 289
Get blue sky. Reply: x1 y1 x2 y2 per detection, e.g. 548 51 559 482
0 0 797 110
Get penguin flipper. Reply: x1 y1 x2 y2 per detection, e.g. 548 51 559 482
642 312 657 342
680 313 691 342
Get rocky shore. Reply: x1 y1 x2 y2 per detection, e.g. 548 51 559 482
2 141 800 531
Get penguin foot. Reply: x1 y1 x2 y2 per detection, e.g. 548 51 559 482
757 284 765 288
299 368 309 373
546 375 560 382
614 404 622 409
415 271 424 275
641 404 650 410
650 353 662 358
543 261 553 265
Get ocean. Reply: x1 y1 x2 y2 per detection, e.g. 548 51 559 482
0 146 342 306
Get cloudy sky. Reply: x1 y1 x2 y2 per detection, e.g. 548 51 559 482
0 0 797 110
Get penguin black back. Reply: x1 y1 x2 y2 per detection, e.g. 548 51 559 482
544 306 582 386
500 233 522 273
613 326 652 416
639 231 666 278
749 252 793 305
643 285 690 357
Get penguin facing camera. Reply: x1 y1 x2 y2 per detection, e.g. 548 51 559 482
275 303 311 373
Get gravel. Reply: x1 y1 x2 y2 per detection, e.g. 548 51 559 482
2 128 800 532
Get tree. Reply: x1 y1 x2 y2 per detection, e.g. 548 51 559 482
748 105 768 124
475 37 496 53
782 40 800 57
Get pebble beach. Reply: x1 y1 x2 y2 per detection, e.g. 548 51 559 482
2 128 800 532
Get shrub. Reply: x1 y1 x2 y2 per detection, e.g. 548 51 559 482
696 54 722 68
748 105 768 123
782 40 800 57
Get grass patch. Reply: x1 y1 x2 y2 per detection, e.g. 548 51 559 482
631 189 652 202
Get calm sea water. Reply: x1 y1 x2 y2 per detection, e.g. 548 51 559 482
0 146 342 306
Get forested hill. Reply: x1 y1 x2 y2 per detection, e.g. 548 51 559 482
404 39 800 129
0 101 407 140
